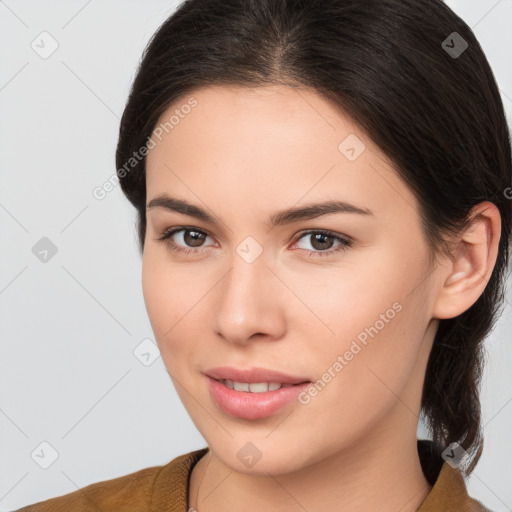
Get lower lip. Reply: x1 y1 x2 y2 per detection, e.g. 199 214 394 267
206 376 311 420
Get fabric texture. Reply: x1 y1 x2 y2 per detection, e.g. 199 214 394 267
14 439 492 511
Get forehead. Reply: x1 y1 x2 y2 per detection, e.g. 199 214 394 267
144 84 418 222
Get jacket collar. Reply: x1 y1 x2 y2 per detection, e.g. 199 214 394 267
416 439 490 511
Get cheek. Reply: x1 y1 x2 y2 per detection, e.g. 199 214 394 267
284 257 402 348
142 253 167 334
293 253 426 395
141 251 209 363
141 252 187 345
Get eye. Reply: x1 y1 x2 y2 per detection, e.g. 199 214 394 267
156 227 352 258
292 230 352 257
156 227 214 255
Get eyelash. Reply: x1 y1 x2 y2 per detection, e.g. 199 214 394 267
156 226 353 258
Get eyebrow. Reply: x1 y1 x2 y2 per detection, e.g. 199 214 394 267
146 194 375 227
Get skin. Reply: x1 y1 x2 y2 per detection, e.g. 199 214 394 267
142 84 501 512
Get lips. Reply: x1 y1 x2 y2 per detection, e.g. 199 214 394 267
204 366 311 385
206 376 312 420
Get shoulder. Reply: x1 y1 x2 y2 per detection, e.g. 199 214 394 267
13 464 162 511
13 448 209 512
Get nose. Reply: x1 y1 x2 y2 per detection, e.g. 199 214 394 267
211 249 287 346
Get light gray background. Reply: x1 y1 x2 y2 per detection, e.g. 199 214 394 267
0 1 511 510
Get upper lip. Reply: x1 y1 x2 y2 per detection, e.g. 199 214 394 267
205 366 311 385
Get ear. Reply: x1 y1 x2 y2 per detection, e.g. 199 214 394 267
432 201 501 320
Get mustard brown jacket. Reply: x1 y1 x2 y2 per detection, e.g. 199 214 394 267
14 440 492 511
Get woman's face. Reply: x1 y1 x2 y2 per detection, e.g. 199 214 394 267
143 84 444 474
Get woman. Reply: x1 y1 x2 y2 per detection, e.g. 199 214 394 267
17 0 510 510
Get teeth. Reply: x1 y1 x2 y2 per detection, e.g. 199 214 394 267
249 382 271 393
222 380 284 392
223 379 234 389
233 381 250 392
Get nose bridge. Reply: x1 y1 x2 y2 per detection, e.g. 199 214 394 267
213 241 285 343
227 245 266 296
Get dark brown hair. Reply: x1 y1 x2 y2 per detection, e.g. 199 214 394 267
116 0 512 475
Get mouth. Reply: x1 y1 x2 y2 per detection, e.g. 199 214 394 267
204 366 313 420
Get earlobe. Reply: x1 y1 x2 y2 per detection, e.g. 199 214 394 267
432 201 501 320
